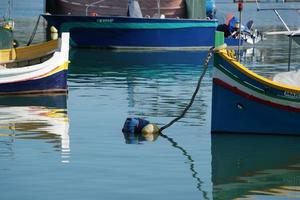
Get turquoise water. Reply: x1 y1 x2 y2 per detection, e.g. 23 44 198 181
0 1 300 200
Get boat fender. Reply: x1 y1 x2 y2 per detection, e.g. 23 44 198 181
50 26 58 33
50 26 58 40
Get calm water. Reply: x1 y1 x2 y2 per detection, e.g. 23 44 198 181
0 1 300 200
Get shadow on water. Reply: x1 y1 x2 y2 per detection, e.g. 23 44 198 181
68 48 212 126
212 133 300 200
0 95 70 163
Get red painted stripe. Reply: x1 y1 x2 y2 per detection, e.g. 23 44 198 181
213 78 300 113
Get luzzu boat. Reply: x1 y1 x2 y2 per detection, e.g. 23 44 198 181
0 26 70 95
211 32 300 135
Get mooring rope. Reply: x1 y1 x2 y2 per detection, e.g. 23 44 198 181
159 47 215 132
27 14 41 46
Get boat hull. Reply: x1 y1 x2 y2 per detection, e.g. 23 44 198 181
0 33 69 95
43 15 221 49
211 50 300 135
0 68 68 95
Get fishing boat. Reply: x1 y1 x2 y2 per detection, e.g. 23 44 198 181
0 24 70 95
43 0 261 48
42 0 228 49
211 30 300 135
43 14 218 49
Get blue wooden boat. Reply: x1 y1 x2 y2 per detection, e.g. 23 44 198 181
0 27 70 95
42 0 256 48
43 15 219 49
211 33 300 135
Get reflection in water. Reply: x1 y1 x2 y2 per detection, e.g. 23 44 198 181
122 127 160 144
0 130 14 159
69 49 212 126
122 130 209 199
212 134 300 200
0 95 70 163
160 133 210 200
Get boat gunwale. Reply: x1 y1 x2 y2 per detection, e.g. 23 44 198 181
217 49 300 94
0 39 59 65
42 14 218 23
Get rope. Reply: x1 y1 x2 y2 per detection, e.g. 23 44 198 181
159 47 215 132
27 15 41 46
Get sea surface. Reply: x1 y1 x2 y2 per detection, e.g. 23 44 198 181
0 1 300 200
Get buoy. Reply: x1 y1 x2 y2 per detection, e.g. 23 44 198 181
122 117 160 142
141 123 160 141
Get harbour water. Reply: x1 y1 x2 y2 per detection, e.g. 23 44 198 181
0 1 300 200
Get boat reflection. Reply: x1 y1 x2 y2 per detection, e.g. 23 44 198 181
122 130 209 199
212 133 300 200
69 49 212 126
0 95 70 163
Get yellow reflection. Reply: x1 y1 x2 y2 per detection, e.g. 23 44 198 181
235 186 300 199
0 103 70 163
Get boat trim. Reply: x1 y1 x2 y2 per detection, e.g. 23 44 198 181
217 49 300 93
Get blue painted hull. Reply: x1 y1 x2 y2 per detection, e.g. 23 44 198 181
212 52 300 135
212 79 300 135
43 15 240 48
0 70 67 95
70 26 215 48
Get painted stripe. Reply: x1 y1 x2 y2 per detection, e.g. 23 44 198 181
214 78 300 113
61 21 217 31
215 62 291 101
35 61 69 79
214 65 300 109
0 62 68 85
0 70 68 95
217 49 300 93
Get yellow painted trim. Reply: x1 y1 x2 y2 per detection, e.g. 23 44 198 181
15 40 58 61
0 48 15 62
0 40 58 63
218 49 300 93
41 61 69 78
